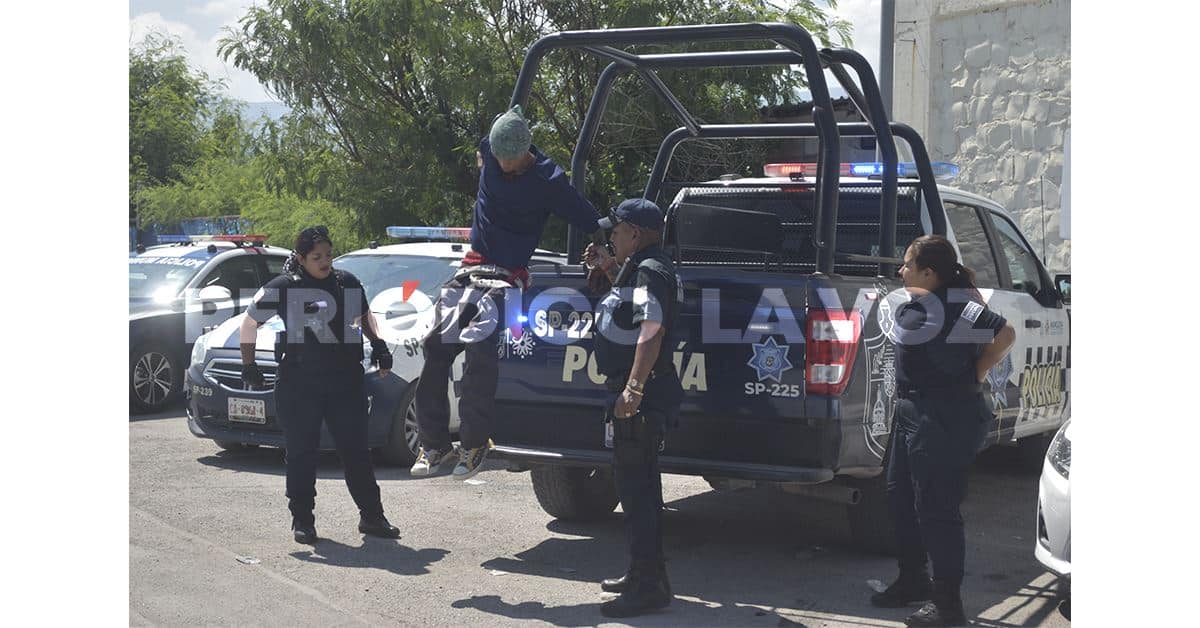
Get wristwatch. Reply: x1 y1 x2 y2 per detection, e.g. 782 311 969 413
626 378 644 395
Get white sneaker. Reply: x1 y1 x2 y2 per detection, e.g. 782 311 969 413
410 446 456 476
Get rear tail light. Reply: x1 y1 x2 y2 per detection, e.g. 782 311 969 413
805 309 862 396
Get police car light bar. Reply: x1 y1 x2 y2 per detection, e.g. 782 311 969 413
156 235 192 243
763 162 960 181
763 163 851 178
213 234 267 244
386 226 471 242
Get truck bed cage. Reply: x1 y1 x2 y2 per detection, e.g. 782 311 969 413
509 22 947 277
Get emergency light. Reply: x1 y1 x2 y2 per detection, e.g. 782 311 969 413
213 234 267 244
386 226 471 242
763 161 960 181
156 235 191 243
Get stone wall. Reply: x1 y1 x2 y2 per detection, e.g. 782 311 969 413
893 0 1070 272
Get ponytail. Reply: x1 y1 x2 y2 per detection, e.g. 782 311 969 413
909 235 982 300
281 252 301 277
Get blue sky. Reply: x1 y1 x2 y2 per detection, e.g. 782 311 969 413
128 0 883 105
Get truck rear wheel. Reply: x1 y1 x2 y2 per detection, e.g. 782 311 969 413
530 464 618 521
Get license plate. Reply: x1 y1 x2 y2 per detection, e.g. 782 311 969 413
228 398 266 424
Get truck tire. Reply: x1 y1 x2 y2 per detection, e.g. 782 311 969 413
378 385 420 467
530 464 618 521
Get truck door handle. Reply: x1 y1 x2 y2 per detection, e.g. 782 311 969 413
1025 319 1042 328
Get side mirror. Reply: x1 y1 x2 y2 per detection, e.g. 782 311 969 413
198 285 233 302
1054 274 1071 304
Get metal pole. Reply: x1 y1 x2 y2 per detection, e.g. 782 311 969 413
880 0 896 117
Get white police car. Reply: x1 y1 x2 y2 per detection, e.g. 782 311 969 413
184 227 567 466
130 235 290 413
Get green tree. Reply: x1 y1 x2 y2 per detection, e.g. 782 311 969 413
129 34 219 214
219 0 851 250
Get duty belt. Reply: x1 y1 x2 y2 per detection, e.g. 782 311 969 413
897 382 984 400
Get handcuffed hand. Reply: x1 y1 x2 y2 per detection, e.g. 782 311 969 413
370 339 393 376
613 388 642 419
241 362 265 390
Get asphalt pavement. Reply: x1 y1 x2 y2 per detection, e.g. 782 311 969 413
130 408 1069 627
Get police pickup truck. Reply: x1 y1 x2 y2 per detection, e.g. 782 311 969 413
484 23 1071 551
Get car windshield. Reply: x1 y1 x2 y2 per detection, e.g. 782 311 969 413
333 254 457 305
129 256 207 299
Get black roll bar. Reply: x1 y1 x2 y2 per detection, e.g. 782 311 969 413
645 122 947 236
821 48 900 276
508 22 840 271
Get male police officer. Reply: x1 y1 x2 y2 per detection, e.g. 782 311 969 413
411 105 604 480
585 198 682 618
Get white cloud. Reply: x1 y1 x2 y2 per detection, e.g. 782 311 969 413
187 0 252 18
130 3 276 103
827 0 882 78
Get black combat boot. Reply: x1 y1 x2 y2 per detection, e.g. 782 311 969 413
358 512 401 539
905 579 966 627
602 560 671 596
600 567 632 593
871 569 934 608
600 560 671 618
292 520 318 545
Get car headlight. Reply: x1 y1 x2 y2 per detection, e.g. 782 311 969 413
1046 420 1071 479
191 332 212 367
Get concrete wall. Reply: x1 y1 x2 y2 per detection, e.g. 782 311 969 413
893 0 1070 272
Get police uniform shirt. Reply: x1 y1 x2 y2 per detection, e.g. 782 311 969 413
246 269 370 370
594 244 677 380
893 287 1007 393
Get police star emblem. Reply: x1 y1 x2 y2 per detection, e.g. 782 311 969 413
748 337 793 383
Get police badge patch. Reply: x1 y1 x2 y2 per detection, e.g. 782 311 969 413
747 337 793 383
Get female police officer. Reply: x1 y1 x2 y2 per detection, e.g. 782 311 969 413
585 198 682 618
870 234 1016 626
239 226 401 544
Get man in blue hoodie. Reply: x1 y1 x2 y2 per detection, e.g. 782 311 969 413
412 105 604 480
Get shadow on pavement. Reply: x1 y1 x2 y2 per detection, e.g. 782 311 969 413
289 537 450 576
129 403 186 422
195 448 504 482
470 463 1062 627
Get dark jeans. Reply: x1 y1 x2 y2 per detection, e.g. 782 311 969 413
414 279 505 451
886 393 990 587
275 362 383 526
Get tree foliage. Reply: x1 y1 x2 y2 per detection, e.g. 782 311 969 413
131 4 853 252
129 34 217 210
219 0 851 249
130 32 365 251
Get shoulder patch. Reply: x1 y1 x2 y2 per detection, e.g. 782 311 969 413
961 301 984 324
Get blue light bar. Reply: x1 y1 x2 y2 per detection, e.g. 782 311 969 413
846 162 960 181
386 226 472 242
156 235 192 243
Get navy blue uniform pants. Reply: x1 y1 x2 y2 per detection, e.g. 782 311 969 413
612 408 666 564
275 362 383 526
414 280 505 452
886 393 990 587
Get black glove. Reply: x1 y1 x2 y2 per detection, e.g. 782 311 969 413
370 339 393 371
241 362 265 390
